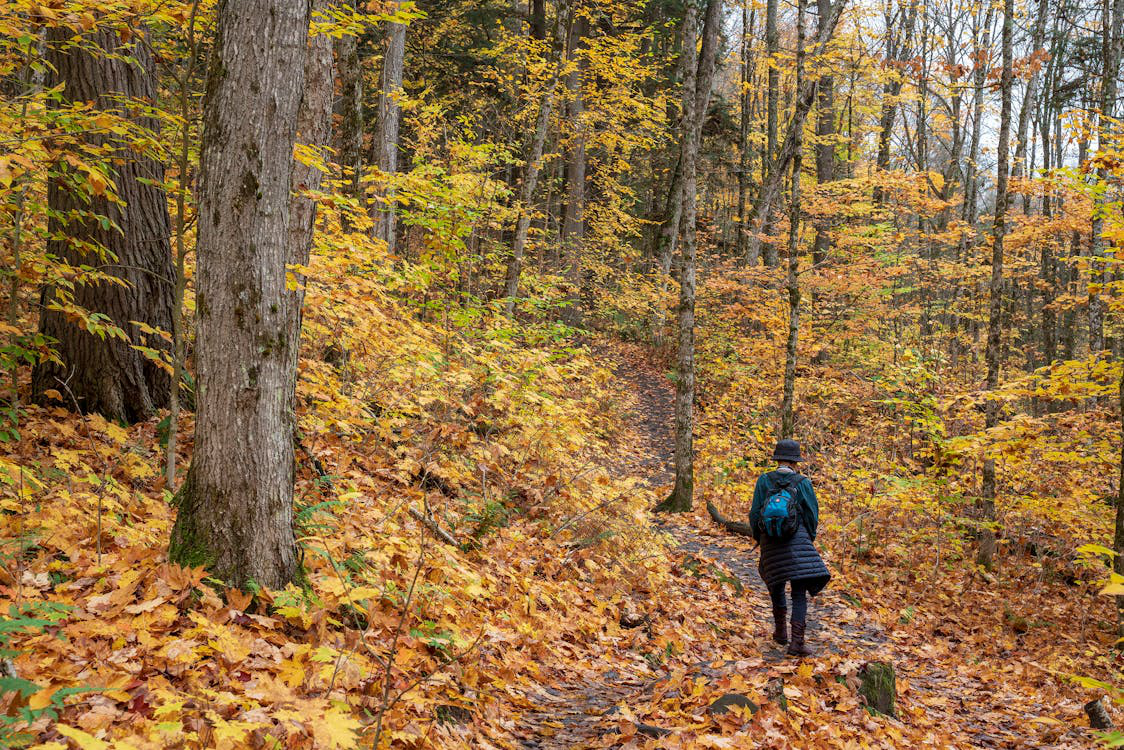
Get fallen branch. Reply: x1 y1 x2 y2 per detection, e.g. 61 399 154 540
408 505 460 548
706 500 755 537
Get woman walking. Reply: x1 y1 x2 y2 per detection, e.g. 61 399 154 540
749 439 831 656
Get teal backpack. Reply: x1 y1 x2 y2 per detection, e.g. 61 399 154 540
761 473 802 540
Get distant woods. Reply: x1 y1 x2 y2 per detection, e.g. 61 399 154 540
4 0 1124 583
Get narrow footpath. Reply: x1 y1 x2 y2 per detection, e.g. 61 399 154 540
514 343 1092 749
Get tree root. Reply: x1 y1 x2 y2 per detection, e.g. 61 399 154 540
706 500 755 537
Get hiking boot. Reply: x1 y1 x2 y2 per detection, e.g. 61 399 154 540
787 620 814 657
771 608 788 645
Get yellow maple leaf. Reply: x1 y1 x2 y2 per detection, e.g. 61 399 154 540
311 707 361 749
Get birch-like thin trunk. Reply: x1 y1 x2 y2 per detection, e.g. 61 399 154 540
1089 0 1124 356
978 0 1014 570
335 27 363 227
656 0 723 513
812 0 835 266
503 75 559 314
745 0 844 265
652 0 723 342
781 0 806 440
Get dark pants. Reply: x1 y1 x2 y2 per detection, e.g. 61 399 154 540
768 579 811 624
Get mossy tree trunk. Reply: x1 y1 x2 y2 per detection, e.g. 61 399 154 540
169 0 313 590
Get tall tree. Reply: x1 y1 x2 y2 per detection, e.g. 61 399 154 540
503 7 567 314
781 0 806 439
335 21 364 227
1089 0 1124 356
737 2 756 264
762 0 781 266
372 7 408 252
560 10 588 324
812 0 835 266
170 0 312 589
978 0 1014 569
656 0 723 514
32 26 174 422
652 0 723 339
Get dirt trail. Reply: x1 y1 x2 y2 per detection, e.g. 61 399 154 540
514 344 1086 749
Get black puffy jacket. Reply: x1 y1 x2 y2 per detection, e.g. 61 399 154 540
749 470 830 594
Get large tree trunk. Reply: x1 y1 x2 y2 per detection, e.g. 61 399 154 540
32 27 174 423
978 0 1014 570
656 0 723 514
170 0 311 590
812 0 835 266
372 12 407 253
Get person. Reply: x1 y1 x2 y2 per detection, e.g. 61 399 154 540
748 438 831 656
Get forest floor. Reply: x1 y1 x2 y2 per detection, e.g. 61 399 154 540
511 342 1102 749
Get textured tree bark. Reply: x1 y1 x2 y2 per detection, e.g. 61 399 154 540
656 0 722 514
335 26 364 227
372 11 407 253
33 27 174 423
290 0 335 333
780 0 806 440
531 0 547 40
766 0 779 168
978 0 1014 570
169 0 310 589
812 0 835 266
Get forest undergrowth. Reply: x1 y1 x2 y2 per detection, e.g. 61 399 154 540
1 224 1121 749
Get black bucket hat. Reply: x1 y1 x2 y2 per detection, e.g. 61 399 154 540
771 439 803 463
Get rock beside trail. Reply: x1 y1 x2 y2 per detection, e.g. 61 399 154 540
858 661 896 717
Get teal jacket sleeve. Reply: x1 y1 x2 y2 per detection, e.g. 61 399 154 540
799 478 820 540
749 474 767 542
